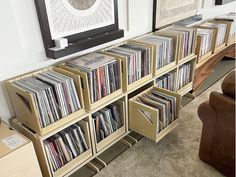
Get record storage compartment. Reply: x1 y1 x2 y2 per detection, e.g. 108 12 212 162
156 27 197 65
176 56 197 95
58 59 123 111
91 98 127 153
154 67 178 92
11 117 93 177
129 87 181 143
196 20 230 53
195 33 215 63
102 45 154 93
210 20 231 47
132 37 178 78
6 67 86 136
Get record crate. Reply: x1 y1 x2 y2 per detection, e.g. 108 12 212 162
195 33 215 64
131 38 178 78
215 14 236 45
176 56 197 96
90 97 127 153
11 116 93 177
156 27 197 65
101 49 154 93
214 19 235 46
129 87 181 143
5 67 86 136
58 58 123 111
209 20 231 47
154 67 178 92
195 21 229 53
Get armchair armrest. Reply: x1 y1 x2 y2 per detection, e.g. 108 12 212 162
209 92 235 122
198 101 217 162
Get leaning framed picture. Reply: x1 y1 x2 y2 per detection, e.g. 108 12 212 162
35 0 124 59
153 0 199 30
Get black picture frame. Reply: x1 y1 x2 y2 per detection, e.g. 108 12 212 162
215 0 235 5
35 0 124 59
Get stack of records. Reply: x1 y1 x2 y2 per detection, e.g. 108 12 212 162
136 89 177 133
92 103 122 143
197 28 214 57
12 71 82 128
156 72 176 91
161 26 196 59
105 42 151 85
215 13 236 39
200 22 227 47
136 34 175 70
178 63 192 89
44 123 89 171
66 53 120 103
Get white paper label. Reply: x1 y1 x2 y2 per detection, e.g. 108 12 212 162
2 134 27 150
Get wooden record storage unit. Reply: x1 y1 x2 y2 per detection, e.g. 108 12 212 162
193 18 235 91
7 26 199 177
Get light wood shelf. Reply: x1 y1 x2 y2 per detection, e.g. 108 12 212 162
11 117 93 177
7 25 200 177
6 67 86 136
129 87 181 143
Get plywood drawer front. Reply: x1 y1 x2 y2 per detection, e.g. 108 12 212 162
129 100 158 141
129 87 181 143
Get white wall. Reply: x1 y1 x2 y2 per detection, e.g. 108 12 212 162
0 0 235 122
0 0 153 122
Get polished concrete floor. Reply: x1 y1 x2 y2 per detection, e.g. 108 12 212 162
94 78 225 177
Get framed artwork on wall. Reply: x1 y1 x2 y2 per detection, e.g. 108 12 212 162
35 0 124 59
153 0 199 30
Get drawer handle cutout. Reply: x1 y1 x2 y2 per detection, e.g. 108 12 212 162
138 109 153 124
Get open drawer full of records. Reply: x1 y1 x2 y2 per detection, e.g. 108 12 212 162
6 67 86 136
102 41 154 92
91 98 126 153
59 52 123 111
11 117 93 177
129 87 181 143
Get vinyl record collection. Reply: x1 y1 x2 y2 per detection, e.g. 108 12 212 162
197 28 214 57
215 13 236 39
177 63 192 89
156 72 176 91
44 122 89 171
66 53 120 103
105 42 151 84
136 34 176 70
160 26 196 59
200 22 227 46
92 103 122 143
12 71 82 128
136 89 177 133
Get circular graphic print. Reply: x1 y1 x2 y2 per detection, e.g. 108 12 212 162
67 0 97 10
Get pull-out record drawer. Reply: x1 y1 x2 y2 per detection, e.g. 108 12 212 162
129 87 181 143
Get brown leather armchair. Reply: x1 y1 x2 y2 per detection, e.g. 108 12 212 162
198 71 235 177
